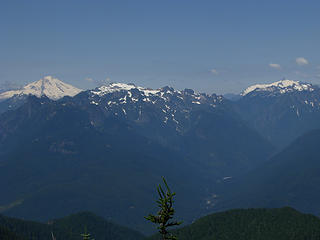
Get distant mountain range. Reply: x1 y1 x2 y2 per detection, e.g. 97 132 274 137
0 77 275 233
1 76 320 233
2 77 320 149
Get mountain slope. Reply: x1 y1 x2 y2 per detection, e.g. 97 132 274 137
214 129 320 214
236 79 320 147
148 207 320 240
0 94 29 114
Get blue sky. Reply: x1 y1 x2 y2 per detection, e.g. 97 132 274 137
1 0 320 94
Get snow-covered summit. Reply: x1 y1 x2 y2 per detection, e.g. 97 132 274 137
0 76 83 100
241 79 314 96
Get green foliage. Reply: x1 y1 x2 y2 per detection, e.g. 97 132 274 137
81 228 94 240
0 225 25 240
4 207 320 240
145 177 182 240
0 214 51 239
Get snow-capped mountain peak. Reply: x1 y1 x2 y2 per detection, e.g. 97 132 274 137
0 76 83 100
90 82 222 103
241 79 314 96
87 82 224 127
91 82 163 97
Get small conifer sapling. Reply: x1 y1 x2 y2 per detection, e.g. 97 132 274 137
145 177 182 240
81 227 94 240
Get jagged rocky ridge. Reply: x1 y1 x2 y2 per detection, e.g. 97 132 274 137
85 83 224 133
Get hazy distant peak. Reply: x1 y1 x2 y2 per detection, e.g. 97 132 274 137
241 79 314 96
0 76 83 100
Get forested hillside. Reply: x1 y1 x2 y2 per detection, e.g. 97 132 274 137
0 212 144 240
148 207 320 240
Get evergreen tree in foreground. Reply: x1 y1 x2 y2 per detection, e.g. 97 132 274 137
81 227 94 240
145 177 182 240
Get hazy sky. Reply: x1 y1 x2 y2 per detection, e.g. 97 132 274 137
1 0 320 94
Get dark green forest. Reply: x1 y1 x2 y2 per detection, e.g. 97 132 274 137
0 212 144 240
2 207 320 240
0 225 25 240
152 207 320 240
